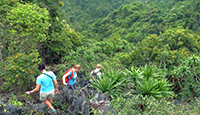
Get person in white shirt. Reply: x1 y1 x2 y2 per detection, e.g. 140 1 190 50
89 64 102 82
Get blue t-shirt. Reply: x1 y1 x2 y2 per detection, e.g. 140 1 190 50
68 70 77 85
36 71 56 93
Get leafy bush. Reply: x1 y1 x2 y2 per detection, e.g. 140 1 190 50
111 95 200 115
3 2 50 55
1 51 41 92
124 65 173 99
62 46 97 71
8 94 23 108
53 64 71 83
62 45 125 72
170 55 200 99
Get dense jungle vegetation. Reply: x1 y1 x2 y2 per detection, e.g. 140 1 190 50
1 0 200 114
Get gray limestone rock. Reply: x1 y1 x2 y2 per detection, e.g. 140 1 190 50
90 92 115 115
0 104 19 115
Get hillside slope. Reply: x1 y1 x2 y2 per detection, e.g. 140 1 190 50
62 0 137 31
88 0 200 43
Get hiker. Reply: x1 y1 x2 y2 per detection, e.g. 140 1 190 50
62 65 81 90
88 64 102 83
25 63 59 113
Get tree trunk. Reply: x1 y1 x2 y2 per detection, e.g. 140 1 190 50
0 49 3 63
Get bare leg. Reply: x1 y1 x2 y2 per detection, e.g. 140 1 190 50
44 99 53 110
47 98 53 104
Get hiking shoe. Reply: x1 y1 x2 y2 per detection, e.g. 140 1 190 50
48 109 56 113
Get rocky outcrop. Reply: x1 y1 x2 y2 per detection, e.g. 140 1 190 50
90 92 115 115
0 102 19 115
63 85 90 115
63 83 115 115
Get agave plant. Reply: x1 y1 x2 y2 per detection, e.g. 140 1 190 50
90 68 127 98
135 77 174 99
123 66 143 81
141 64 156 80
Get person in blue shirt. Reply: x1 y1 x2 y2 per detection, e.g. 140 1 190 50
25 63 59 113
62 65 81 90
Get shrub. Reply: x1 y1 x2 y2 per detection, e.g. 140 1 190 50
54 64 71 81
8 94 23 108
111 95 200 115
1 51 41 92
170 55 200 99
124 65 173 99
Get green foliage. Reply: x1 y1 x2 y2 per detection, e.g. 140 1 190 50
96 36 133 57
124 65 173 99
61 43 125 72
170 55 200 99
90 68 127 99
124 27 200 67
62 46 97 71
90 108 101 115
0 0 200 114
141 65 157 80
0 0 18 17
41 22 81 64
33 0 64 34
4 3 50 54
135 77 174 98
54 64 71 81
88 0 200 43
123 66 143 82
8 94 23 108
111 95 200 115
0 0 81 64
1 51 41 92
62 0 135 32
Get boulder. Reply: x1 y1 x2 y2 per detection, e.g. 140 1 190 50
0 97 9 104
76 78 87 88
0 104 19 115
68 92 89 115
31 103 47 114
90 92 115 115
63 86 74 102
0 101 4 105
63 85 90 115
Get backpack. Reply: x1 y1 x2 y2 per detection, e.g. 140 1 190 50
61 68 74 84
91 70 99 79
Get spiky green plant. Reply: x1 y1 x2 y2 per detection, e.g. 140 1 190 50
141 64 156 80
90 68 127 99
123 66 143 81
135 77 174 99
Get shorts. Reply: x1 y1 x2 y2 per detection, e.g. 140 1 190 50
40 90 55 101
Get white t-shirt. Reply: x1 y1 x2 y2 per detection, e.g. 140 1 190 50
90 68 101 79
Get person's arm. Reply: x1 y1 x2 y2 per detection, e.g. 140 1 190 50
62 72 71 85
25 84 40 95
53 79 59 94
89 71 93 79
